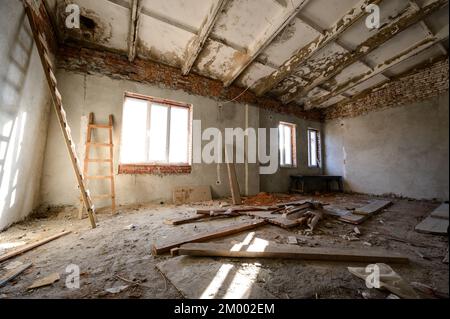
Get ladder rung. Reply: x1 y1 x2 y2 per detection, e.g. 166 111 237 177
86 176 113 180
92 194 114 200
89 124 112 129
87 159 113 163
87 143 113 147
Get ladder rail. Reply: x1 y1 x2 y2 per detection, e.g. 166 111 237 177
23 2 97 228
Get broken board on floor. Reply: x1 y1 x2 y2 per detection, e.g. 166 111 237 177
415 204 449 235
173 186 212 205
156 256 275 299
354 200 392 216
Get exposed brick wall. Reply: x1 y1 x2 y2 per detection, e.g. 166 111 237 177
323 58 449 121
118 164 192 175
56 45 322 121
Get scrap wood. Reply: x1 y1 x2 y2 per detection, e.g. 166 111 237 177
245 211 309 229
177 243 409 264
0 263 32 288
0 231 71 263
410 282 449 299
348 263 418 299
28 272 60 290
354 200 392 216
152 219 267 255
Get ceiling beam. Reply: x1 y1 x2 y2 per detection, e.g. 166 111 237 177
222 0 311 87
182 0 229 75
252 0 383 96
281 0 448 103
127 0 141 62
308 27 449 108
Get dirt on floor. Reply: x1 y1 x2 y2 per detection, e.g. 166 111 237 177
0 193 448 299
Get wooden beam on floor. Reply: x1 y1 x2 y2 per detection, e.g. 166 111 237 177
0 231 71 263
177 242 409 264
152 219 267 255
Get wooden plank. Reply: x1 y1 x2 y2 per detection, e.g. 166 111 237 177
152 219 267 255
245 211 308 228
173 186 212 205
415 216 449 235
177 242 409 264
0 231 71 263
0 263 32 288
430 203 449 220
338 213 369 225
354 200 392 216
225 145 242 205
27 273 60 290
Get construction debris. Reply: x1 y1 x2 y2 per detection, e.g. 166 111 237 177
152 219 267 255
28 273 60 290
348 263 419 299
415 203 449 235
0 263 32 288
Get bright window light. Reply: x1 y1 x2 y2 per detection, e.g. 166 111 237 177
120 95 192 165
308 129 321 168
279 122 296 167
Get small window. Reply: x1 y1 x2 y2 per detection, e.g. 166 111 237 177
119 93 192 174
278 122 297 168
308 129 321 168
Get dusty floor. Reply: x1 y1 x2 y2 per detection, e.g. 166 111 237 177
0 193 448 299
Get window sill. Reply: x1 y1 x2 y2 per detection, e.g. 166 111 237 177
118 164 192 175
280 165 298 169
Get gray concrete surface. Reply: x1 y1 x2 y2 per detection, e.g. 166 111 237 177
324 93 449 201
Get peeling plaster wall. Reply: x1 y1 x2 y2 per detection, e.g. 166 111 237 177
0 3 51 230
40 70 262 207
324 92 449 201
259 109 323 193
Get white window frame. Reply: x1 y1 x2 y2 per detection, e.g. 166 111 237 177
278 121 297 168
307 128 321 168
120 93 192 166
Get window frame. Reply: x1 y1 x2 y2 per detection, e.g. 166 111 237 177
278 121 297 169
118 92 193 174
307 128 321 168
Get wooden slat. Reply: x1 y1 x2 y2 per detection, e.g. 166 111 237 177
0 231 71 263
89 124 112 129
87 143 113 147
354 200 392 216
86 176 113 180
152 219 267 255
0 263 33 288
225 145 242 205
87 159 113 163
177 242 410 264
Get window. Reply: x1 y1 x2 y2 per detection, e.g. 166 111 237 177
278 122 297 168
308 129 321 168
119 93 192 174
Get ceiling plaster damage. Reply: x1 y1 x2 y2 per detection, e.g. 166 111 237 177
44 0 449 111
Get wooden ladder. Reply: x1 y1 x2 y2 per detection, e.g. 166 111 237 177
79 113 116 218
23 1 97 228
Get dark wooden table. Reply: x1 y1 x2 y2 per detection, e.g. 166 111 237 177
290 175 344 193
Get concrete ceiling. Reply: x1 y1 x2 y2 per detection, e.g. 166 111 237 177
44 0 449 110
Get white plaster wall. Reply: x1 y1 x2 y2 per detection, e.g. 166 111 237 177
40 70 262 207
324 93 450 201
0 2 51 230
